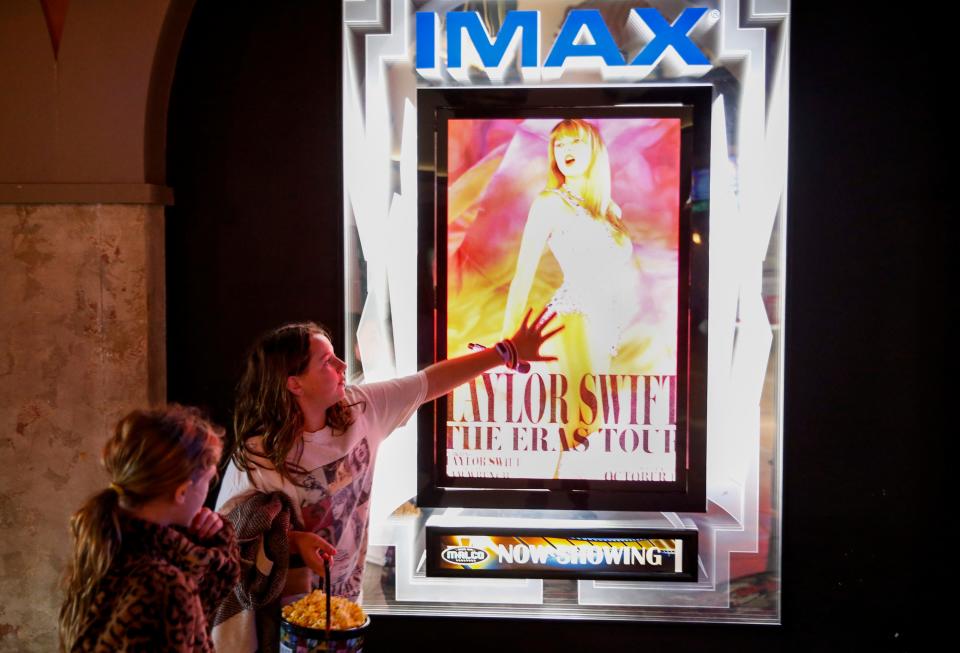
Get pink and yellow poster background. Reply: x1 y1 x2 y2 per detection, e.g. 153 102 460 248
445 117 682 481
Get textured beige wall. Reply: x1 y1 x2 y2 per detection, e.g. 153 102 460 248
0 203 164 652
0 1 189 650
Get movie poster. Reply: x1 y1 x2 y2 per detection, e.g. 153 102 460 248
445 116 681 483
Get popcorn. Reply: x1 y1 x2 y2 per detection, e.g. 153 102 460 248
282 591 366 630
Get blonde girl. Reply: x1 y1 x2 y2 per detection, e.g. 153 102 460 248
59 406 239 652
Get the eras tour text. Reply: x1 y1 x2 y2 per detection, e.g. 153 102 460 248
447 371 677 455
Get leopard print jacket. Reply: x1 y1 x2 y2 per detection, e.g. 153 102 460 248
69 512 240 652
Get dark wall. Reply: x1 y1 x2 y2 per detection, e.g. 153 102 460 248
781 4 945 648
166 2 945 650
166 0 343 430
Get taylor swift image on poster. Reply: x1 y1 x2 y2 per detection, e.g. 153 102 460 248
446 116 680 482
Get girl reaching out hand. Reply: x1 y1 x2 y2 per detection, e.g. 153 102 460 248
216 308 561 614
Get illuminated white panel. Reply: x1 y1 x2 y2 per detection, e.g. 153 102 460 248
356 291 396 383
368 99 420 545
344 0 788 623
344 0 386 27
751 0 790 19
705 94 743 520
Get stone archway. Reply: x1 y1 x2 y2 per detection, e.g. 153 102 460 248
0 2 194 649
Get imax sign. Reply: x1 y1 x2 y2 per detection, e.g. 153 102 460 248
416 7 716 82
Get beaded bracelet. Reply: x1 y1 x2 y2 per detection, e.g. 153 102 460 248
468 340 530 373
495 341 514 369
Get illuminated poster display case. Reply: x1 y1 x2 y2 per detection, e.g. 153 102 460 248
343 0 787 624
417 85 711 512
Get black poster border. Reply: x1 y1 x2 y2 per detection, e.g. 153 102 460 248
417 85 711 512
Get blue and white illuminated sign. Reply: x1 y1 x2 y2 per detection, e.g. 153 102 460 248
416 7 717 82
345 0 789 625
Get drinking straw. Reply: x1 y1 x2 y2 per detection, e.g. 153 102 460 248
324 557 331 646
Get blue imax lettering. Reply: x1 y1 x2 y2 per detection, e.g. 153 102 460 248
416 8 715 82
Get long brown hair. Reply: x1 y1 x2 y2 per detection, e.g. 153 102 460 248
59 406 223 651
546 118 627 237
231 322 355 484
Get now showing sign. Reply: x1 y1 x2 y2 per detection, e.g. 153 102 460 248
416 7 716 82
426 526 699 582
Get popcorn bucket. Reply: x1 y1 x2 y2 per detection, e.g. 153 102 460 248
280 559 369 652
279 616 370 653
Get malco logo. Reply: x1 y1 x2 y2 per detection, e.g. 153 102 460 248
441 546 489 565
